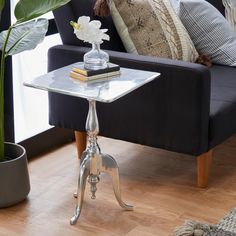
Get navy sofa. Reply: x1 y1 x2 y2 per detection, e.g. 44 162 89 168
47 0 236 187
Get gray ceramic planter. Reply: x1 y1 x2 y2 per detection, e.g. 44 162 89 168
0 142 30 208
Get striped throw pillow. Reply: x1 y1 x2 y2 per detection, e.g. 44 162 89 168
179 0 236 66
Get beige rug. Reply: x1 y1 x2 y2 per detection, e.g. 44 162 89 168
173 208 236 236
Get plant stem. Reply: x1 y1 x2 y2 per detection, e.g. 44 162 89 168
0 26 13 161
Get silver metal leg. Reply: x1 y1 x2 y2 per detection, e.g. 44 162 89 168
80 150 88 164
101 154 133 210
73 151 88 199
70 157 90 225
70 100 133 224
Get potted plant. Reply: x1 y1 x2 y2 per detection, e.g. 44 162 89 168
0 0 71 208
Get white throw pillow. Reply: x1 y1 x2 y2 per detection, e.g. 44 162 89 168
179 0 236 66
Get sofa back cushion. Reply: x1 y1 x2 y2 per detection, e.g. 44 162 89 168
53 0 126 52
53 0 225 56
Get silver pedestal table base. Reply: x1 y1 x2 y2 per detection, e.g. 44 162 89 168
23 64 160 225
70 100 133 225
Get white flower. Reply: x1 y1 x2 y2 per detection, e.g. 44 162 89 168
70 16 110 44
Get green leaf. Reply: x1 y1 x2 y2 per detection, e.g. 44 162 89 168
14 0 71 23
0 18 49 56
0 0 5 20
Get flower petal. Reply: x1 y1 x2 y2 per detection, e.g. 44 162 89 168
89 20 101 29
102 34 110 41
78 16 90 25
101 29 108 33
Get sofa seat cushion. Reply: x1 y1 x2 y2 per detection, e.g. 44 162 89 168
209 65 236 148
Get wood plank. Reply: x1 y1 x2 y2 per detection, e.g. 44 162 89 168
0 135 236 235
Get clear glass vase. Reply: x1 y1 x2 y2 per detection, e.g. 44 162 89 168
83 43 109 70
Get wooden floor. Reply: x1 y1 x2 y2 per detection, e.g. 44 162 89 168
1 135 236 236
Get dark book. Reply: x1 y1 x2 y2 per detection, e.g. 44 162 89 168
72 62 120 76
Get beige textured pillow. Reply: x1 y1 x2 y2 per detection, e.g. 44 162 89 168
109 0 199 62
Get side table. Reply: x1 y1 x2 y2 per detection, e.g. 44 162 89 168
24 62 160 225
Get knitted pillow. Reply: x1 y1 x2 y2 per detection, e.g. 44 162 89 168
108 0 199 62
222 0 236 31
179 0 236 66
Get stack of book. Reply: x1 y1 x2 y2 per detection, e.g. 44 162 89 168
69 62 121 82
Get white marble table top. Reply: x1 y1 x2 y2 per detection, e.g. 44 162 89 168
24 62 160 103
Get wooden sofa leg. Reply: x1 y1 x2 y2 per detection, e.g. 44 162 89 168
74 131 87 159
197 150 213 188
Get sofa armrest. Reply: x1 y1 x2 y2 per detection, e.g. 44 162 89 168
48 45 211 155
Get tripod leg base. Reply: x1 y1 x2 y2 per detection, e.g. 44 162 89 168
70 158 90 225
